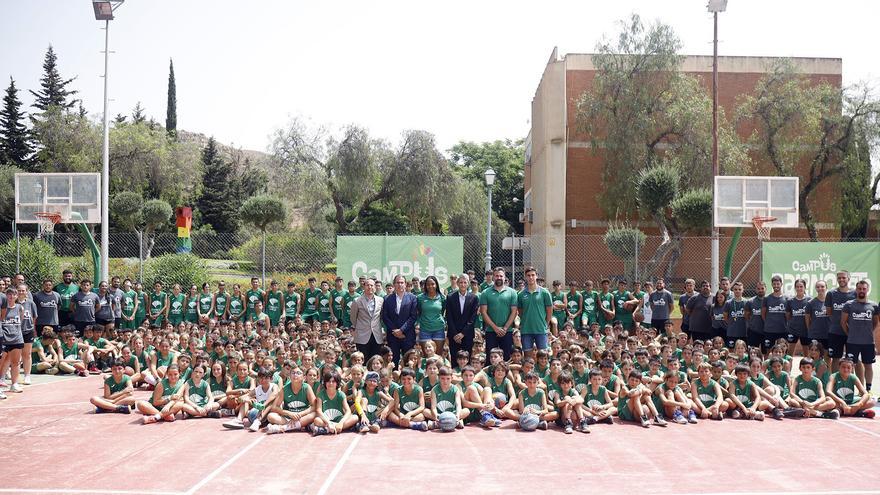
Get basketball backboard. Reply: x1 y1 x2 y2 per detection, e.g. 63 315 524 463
713 176 799 228
15 173 101 224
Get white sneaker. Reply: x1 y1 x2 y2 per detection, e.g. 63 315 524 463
10 383 23 393
23 375 31 385
249 419 261 432
0 391 6 400
266 423 284 434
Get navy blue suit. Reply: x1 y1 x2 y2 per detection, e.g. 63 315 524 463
381 292 418 367
446 291 479 360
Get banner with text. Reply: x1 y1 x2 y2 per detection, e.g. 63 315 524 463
762 242 879 297
337 236 463 286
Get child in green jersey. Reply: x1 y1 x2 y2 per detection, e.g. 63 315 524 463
787 358 839 419
266 364 316 433
727 365 772 420
427 366 467 430
653 371 697 424
90 358 135 414
582 369 616 424
826 358 876 418
513 371 555 430
553 372 586 433
310 369 357 435
180 364 219 418
690 362 727 420
388 368 429 431
354 371 388 434
137 365 184 424
458 365 502 428
618 370 667 428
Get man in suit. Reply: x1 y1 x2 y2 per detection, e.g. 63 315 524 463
381 274 418 368
350 278 384 361
446 273 478 360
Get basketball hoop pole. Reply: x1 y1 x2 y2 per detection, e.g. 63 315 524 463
708 2 725 291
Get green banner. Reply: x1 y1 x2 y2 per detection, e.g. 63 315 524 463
336 236 464 286
762 242 880 297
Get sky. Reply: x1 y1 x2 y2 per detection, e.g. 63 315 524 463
1 0 878 154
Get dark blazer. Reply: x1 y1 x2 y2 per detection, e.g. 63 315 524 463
381 292 418 341
445 291 479 336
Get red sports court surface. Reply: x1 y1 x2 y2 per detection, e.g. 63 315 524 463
2 376 880 495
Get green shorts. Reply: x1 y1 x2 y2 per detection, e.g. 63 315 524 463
618 397 634 421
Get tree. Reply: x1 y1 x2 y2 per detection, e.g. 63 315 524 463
838 131 872 239
736 63 880 240
30 107 101 173
449 139 525 234
604 224 646 283
0 77 34 170
347 201 412 234
166 59 177 137
196 137 239 232
142 199 172 258
576 14 748 216
113 114 127 125
239 195 287 283
109 191 144 232
30 45 78 112
270 118 457 234
132 102 146 124
0 164 22 226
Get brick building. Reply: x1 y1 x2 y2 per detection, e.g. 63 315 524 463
523 48 842 284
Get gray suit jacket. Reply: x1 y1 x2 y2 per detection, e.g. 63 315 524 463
350 294 384 345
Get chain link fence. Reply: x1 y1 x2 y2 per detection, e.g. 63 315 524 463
2 229 875 293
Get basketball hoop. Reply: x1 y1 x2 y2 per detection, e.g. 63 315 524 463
35 211 62 239
752 216 777 241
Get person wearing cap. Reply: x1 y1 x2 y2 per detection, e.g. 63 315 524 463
355 371 387 433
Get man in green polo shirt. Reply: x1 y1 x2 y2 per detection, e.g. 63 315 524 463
480 267 518 360
517 267 553 359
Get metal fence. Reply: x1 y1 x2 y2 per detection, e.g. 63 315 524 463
2 230 875 292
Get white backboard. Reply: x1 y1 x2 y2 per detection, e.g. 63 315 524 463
713 176 799 228
15 173 101 224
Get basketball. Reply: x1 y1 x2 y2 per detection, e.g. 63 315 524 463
624 300 638 311
553 301 566 310
634 311 645 323
438 412 458 432
493 392 508 409
519 412 540 431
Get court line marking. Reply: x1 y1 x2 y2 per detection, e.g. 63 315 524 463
183 435 264 495
0 489 180 495
0 401 84 410
316 434 362 495
835 419 880 439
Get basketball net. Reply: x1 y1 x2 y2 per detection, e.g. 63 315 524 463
35 212 62 240
752 216 776 241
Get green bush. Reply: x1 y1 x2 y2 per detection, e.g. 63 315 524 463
604 224 646 282
671 188 713 232
636 162 680 213
230 233 334 273
144 253 208 288
66 251 141 283
0 237 60 286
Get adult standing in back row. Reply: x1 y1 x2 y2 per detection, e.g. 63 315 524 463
517 267 553 360
480 267 518 360
649 278 674 331
840 280 877 391
381 275 418 368
351 278 384 361
826 270 855 372
685 281 713 342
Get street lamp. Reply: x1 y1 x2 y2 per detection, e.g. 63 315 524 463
92 0 124 282
484 168 496 273
707 0 726 291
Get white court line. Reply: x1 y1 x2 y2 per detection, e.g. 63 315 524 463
316 435 362 495
183 435 264 495
835 419 880 439
0 401 84 410
0 488 180 495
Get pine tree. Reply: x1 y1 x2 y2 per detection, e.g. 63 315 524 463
114 113 127 125
30 45 78 112
132 102 146 124
0 77 34 170
165 59 177 137
196 137 238 232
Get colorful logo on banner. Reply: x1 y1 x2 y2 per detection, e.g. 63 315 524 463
175 207 192 254
762 242 879 297
336 236 463 286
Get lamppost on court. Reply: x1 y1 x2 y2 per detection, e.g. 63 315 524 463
707 0 727 291
483 168 496 274
92 0 124 282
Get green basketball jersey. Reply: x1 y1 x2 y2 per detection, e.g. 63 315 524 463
283 381 313 413
186 379 210 407
431 383 460 414
831 373 857 405
694 378 719 407
284 291 300 318
104 374 130 394
167 293 185 325
584 385 609 409
318 388 346 421
519 388 546 414
794 375 822 402
397 384 423 414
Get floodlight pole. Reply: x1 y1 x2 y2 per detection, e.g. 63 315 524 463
710 9 720 291
100 18 110 283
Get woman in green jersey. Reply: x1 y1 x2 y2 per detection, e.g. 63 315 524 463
228 284 246 323
137 365 184 423
133 282 147 328
167 284 186 327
